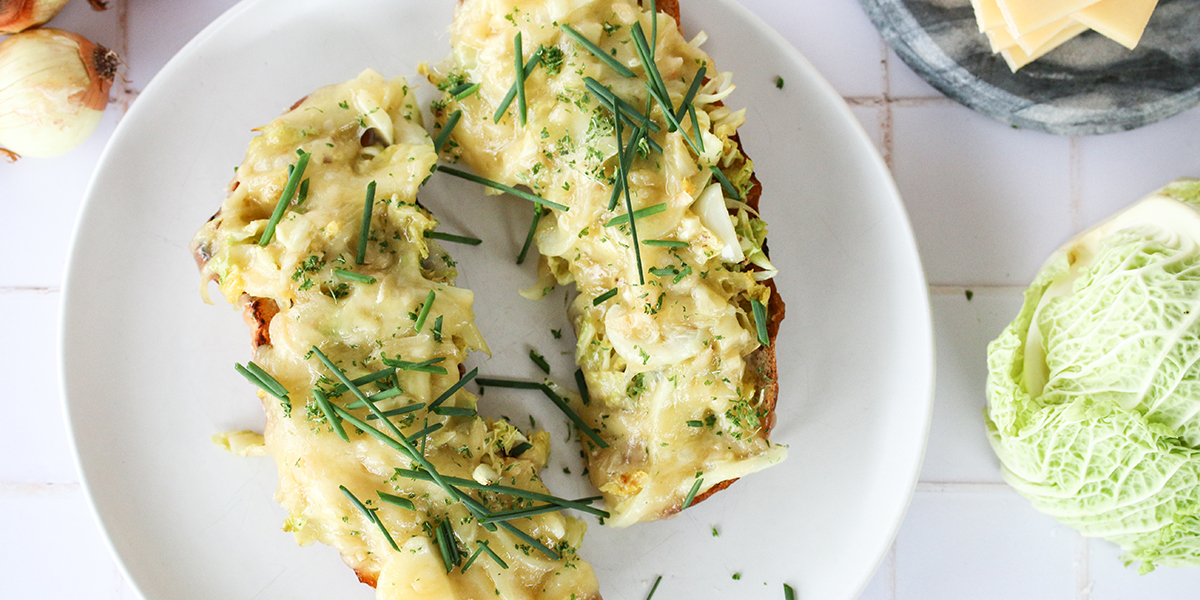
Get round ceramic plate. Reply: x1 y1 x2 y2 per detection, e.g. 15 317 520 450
61 1 934 599
861 0 1200 135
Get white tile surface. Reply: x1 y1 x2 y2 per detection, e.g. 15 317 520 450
892 102 1074 286
895 490 1082 600
7 0 1200 599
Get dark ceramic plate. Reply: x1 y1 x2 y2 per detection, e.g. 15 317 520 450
860 0 1200 135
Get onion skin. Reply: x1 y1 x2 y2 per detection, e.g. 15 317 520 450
0 28 117 158
0 0 70 34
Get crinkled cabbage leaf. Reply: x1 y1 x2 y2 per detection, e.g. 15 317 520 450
987 179 1200 573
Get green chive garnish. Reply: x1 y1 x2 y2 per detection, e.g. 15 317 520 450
370 509 401 551
644 239 688 248
312 346 413 448
583 78 660 132
363 402 426 421
377 491 415 511
751 298 769 346
645 575 663 600
710 165 742 200
259 150 311 245
476 540 509 569
688 105 705 152
339 485 375 522
514 33 528 126
495 519 560 559
329 404 461 504
776 76 786 90
674 65 707 122
630 23 670 123
242 361 288 398
381 356 447 375
650 0 658 54
619 156 646 284
559 24 636 78
448 82 475 97
425 230 482 245
784 583 795 600
429 367 478 409
593 287 618 305
494 48 544 123
433 315 444 343
313 388 348 442
686 420 703 427
530 349 550 374
476 378 607 448
414 289 436 332
437 166 569 212
480 503 562 523
682 477 704 509
460 544 485 574
330 367 397 397
606 202 666 227
333 269 376 284
435 519 457 572
649 267 676 278
431 406 477 417
517 205 545 265
509 441 533 456
453 82 481 101
297 178 310 205
394 468 608 517
404 422 443 445
433 109 462 154
356 181 376 264
645 83 701 155
575 368 590 405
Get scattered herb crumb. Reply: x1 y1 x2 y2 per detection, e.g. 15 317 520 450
732 573 741 580
775 76 785 89
965 289 974 301
784 583 796 600
551 328 563 339
712 526 719 537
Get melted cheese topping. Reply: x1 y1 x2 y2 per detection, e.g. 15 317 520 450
193 70 599 600
428 0 785 527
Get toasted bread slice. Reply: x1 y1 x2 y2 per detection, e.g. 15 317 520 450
192 70 600 600
429 0 786 526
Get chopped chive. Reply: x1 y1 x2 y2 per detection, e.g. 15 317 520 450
331 367 397 397
382 356 448 374
593 287 618 306
495 47 543 123
559 24 636 78
621 173 646 284
476 540 509 569
517 205 545 265
606 202 666 227
481 503 561 523
583 78 660 132
496 519 560 559
649 267 676 278
451 490 498 532
751 298 770 346
296 178 310 205
529 349 550 374
460 544 485 574
776 76 786 90
414 289 436 332
377 491 415 511
453 82 481 101
644 239 688 248
688 105 705 152
574 368 590 405
650 0 658 55
784 584 795 600
429 367 478 409
645 575 663 600
333 269 377 284
433 315 443 343
630 23 670 122
433 109 462 154
339 485 375 523
356 181 376 264
259 150 311 245
243 362 287 398
539 385 608 448
313 388 348 442
609 92 629 221
475 378 544 390
686 420 703 427
425 230 482 245
609 126 647 211
370 508 401 551
431 406 477 417
312 346 412 447
448 82 476 97
682 477 704 509
364 402 426 420
674 65 707 122
514 33 527 126
645 82 701 155
234 364 287 403
437 166 569 212
404 422 443 445
436 519 456 572
709 165 742 200
394 468 608 517
509 441 533 456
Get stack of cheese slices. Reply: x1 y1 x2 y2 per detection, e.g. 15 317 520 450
971 0 1160 71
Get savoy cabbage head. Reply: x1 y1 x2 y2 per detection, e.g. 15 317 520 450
987 178 1200 573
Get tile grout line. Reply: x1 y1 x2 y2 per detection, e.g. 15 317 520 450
915 481 1015 493
885 541 898 600
0 482 82 497
928 284 1027 294
879 37 895 171
1076 532 1092 600
1069 136 1083 233
0 286 61 294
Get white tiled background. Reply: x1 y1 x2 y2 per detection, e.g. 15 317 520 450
3 1 1199 598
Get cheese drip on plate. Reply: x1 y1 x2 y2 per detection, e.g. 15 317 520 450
192 70 600 600
427 0 786 528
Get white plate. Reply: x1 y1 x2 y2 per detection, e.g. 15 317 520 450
61 1 934 599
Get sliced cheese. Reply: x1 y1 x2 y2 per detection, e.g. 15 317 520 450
986 17 1074 53
1001 21 1089 71
971 0 1008 32
996 0 1102 36
1073 0 1159 50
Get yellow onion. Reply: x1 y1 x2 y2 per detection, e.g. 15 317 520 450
0 28 117 160
0 0 108 34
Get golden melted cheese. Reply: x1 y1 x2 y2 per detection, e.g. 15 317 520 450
428 0 785 527
193 70 600 600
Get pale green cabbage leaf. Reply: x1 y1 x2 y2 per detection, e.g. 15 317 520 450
987 179 1200 573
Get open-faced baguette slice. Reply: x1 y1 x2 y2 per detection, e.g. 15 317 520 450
428 0 786 527
191 70 600 600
